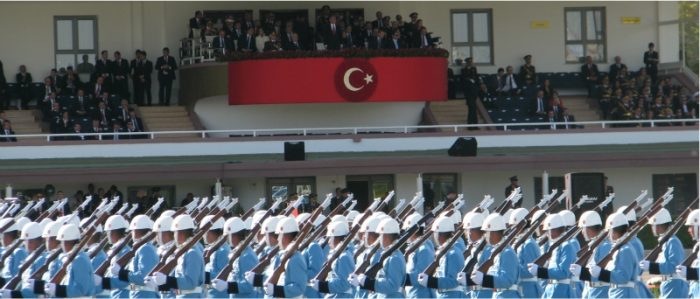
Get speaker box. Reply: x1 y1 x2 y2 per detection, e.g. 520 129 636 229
565 172 607 218
448 137 477 157
284 142 305 161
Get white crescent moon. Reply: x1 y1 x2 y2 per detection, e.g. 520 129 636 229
343 67 364 92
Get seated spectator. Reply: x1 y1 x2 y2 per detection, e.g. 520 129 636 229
284 33 303 51
52 111 73 134
230 21 244 41
115 99 131 123
239 27 257 52
125 121 146 139
281 22 295 48
549 93 566 118
385 30 403 49
89 118 106 134
540 79 556 101
561 109 577 128
108 121 124 140
369 29 386 49
63 70 81 96
413 26 433 48
127 109 144 132
608 56 627 85
1 120 17 142
547 111 558 130
254 28 269 53
91 76 108 99
67 123 90 141
72 89 93 117
531 90 548 116
581 55 599 98
202 20 218 38
490 67 505 93
93 101 113 129
213 29 233 56
498 66 519 96
361 22 373 46
263 31 283 52
44 102 63 123
341 26 359 49
598 76 613 119
41 91 59 117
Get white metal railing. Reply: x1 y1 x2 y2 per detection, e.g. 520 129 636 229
0 119 697 142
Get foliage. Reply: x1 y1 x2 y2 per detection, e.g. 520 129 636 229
680 1 699 74
217 48 450 62
638 223 695 249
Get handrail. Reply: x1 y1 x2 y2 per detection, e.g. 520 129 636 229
0 118 697 142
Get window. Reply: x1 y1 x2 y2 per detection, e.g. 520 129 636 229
266 177 315 200
652 173 697 217
565 7 606 63
451 9 493 65
346 175 394 212
54 16 98 69
422 173 458 209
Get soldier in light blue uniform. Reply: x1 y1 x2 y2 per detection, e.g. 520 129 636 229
259 216 308 298
81 218 108 271
640 208 689 299
44 223 96 297
353 217 406 299
457 211 493 299
418 215 464 298
247 215 281 298
676 209 700 298
402 213 436 299
528 214 576 299
211 217 260 298
298 214 327 299
199 215 230 299
558 210 583 298
351 215 383 299
0 221 47 298
470 213 520 298
19 220 64 298
146 214 205 299
0 217 30 283
506 208 543 298
310 220 356 298
152 214 176 299
97 214 132 299
569 210 612 299
107 215 160 299
576 212 639 298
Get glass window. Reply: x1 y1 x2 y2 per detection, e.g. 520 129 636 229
56 20 74 50
266 177 316 201
346 175 395 212
565 8 606 63
422 173 458 209
652 173 697 217
77 20 96 50
54 16 98 69
451 9 493 65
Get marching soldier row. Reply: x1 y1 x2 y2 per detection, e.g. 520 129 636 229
0 187 697 299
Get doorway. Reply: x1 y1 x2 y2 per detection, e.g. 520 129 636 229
346 175 394 212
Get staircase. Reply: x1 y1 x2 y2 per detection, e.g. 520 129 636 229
3 110 43 135
562 96 602 122
138 106 199 138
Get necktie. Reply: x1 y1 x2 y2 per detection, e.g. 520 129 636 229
538 99 543 112
332 24 335 34
133 119 139 131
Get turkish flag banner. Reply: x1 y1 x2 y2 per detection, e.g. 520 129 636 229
228 57 447 105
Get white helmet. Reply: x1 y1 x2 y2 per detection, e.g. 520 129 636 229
171 215 195 231
432 215 455 233
261 216 281 234
542 214 565 230
38 218 53 233
0 217 28 233
130 215 154 231
531 210 546 223
685 209 700 227
14 217 31 233
361 215 383 234
153 215 173 232
508 208 529 226
326 221 349 237
199 215 224 230
377 218 400 235
578 211 602 228
462 211 485 229
56 224 81 241
331 215 347 223
310 214 327 227
42 221 62 238
352 212 366 230
449 210 462 227
558 210 576 227
20 222 43 240
649 208 672 225
346 210 360 223
403 213 423 230
616 206 636 223
275 216 299 234
295 213 311 225
160 210 176 218
605 212 629 231
59 215 80 228
482 213 507 231
252 211 268 228
80 218 103 233
502 209 514 225
224 217 247 235
243 216 253 230
105 215 129 231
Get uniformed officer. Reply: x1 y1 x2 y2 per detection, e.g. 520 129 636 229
676 209 699 298
576 212 639 298
528 214 576 298
558 209 582 297
470 213 520 298
402 213 436 298
0 217 30 284
0 221 47 298
81 218 107 271
210 217 259 298
296 213 327 298
309 220 356 298
519 54 537 86
457 211 493 299
617 205 652 298
639 208 689 298
96 214 132 298
351 217 406 298
262 216 308 298
146 214 205 298
250 211 269 253
508 208 543 298
109 214 159 298
418 215 464 298
349 214 383 299
199 214 229 299
44 223 96 297
20 220 64 297
568 210 612 298
246 215 281 298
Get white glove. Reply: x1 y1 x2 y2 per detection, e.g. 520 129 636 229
263 283 274 296
457 272 467 286
569 264 582 277
244 271 255 285
152 272 167 285
417 273 429 287
310 279 319 291
93 274 103 287
44 283 56 297
211 279 227 292
22 279 34 291
144 277 158 289
527 263 539 277
357 274 367 287
470 271 484 285
639 260 650 271
676 265 687 279
109 262 122 277
587 263 601 278
348 274 360 287
0 289 12 298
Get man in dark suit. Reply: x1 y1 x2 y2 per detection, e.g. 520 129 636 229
462 57 479 127
107 122 124 140
94 50 113 88
413 26 433 48
283 33 303 51
323 15 342 50
531 90 549 116
91 76 108 100
93 101 113 129
112 51 130 99
131 50 153 106
238 27 257 52
127 109 144 133
371 11 384 31
281 23 295 49
213 29 234 56
519 54 537 86
115 99 131 123
581 55 599 98
71 89 93 117
125 120 146 139
1 120 17 142
189 11 204 38
369 29 386 50
608 56 626 85
242 12 254 33
384 30 403 49
360 22 373 48
342 26 359 49
504 176 520 201
155 47 177 106
67 123 89 141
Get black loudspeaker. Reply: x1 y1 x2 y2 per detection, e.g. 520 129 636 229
448 137 477 157
284 142 305 161
565 172 607 218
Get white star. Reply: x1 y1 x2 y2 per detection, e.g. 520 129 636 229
363 74 374 84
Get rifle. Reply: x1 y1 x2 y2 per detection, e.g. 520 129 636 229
50 217 107 284
214 204 269 280
264 222 314 285
365 224 422 278
282 196 305 217
29 249 62 280
536 193 596 247
422 224 465 275
644 197 699 262
2 243 46 290
374 191 396 214
403 228 433 257
477 220 527 273
35 199 60 222
461 240 487 273
504 190 557 237
88 237 109 259
194 196 223 225
511 190 568 250
0 240 24 270
240 198 266 220
353 243 381 275
495 188 521 215
314 204 372 281
2 203 20 218
387 198 406 218
145 197 165 218
113 232 157 268
250 246 281 274
0 218 15 234
397 193 423 223
398 198 425 224
681 244 699 267
95 234 135 276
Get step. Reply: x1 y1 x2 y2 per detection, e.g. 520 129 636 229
139 112 189 118
138 106 187 113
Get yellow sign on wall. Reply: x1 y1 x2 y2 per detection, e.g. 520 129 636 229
622 17 641 24
531 20 550 29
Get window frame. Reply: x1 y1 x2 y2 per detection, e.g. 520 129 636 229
265 176 316 200
564 7 607 64
450 9 494 66
54 15 98 69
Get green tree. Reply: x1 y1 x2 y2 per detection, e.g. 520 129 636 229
680 1 699 74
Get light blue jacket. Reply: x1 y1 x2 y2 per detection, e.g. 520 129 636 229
516 236 542 298
649 236 688 299
205 243 231 299
321 246 355 298
405 238 435 299
226 245 259 298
